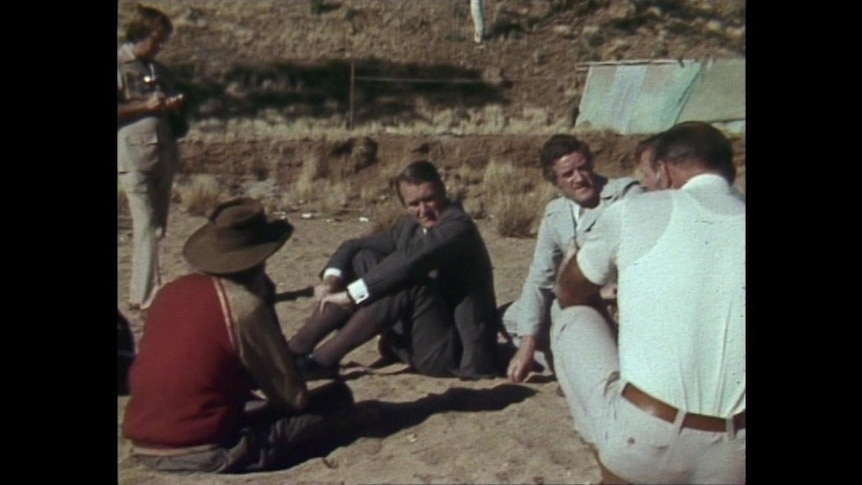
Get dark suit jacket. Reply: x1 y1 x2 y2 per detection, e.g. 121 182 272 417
326 202 498 377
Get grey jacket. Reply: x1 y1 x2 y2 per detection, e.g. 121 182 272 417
507 176 642 337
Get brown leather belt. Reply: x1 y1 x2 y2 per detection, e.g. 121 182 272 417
621 383 745 433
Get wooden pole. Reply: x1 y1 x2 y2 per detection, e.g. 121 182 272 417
349 61 355 131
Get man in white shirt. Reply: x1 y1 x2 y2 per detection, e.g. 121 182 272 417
552 122 745 484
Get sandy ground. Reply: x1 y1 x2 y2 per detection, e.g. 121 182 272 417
117 205 603 484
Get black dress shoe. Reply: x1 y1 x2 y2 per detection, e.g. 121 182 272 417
296 354 340 381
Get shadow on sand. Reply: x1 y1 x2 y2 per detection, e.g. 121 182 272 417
283 383 536 467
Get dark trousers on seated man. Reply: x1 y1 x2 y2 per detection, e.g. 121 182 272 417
132 381 355 473
290 248 471 377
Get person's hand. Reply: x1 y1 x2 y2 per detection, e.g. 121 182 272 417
318 290 356 313
562 237 579 264
143 92 167 112
314 275 343 301
506 336 538 383
600 283 619 321
164 93 185 111
599 283 617 302
555 239 579 299
314 282 334 300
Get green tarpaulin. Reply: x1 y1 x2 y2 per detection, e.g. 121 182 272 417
576 59 745 135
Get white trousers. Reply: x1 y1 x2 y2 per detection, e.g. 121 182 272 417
119 163 174 308
470 0 485 42
550 304 746 484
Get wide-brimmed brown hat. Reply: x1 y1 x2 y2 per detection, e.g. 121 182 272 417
183 198 293 275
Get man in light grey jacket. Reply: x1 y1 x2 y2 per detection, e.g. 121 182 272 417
503 135 642 383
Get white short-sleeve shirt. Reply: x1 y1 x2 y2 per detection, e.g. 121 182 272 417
576 174 745 416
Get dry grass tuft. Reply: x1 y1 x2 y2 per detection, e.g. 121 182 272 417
181 174 223 216
369 200 405 234
482 159 552 237
360 183 390 210
295 153 331 202
493 193 541 238
317 180 351 215
247 158 270 181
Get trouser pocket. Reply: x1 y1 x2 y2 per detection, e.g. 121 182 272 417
122 131 161 172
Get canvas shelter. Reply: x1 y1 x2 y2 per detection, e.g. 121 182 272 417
575 58 745 135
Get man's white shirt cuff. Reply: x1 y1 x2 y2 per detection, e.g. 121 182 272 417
323 268 343 280
347 279 370 304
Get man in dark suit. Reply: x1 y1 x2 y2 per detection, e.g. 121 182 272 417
287 160 499 379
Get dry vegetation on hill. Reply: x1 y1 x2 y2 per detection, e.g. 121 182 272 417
117 0 745 233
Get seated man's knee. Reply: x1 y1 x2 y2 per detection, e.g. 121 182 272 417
552 304 606 330
410 340 458 377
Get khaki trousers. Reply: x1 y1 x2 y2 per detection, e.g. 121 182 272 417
119 159 174 308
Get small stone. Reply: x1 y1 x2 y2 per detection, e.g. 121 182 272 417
706 20 723 33
552 24 576 38
608 2 635 20
582 25 600 37
726 26 745 40
301 212 314 219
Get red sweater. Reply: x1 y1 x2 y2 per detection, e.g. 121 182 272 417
123 273 255 447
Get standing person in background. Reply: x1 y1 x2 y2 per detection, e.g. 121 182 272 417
471 0 486 44
118 4 186 310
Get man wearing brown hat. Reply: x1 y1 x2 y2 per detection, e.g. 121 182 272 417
122 198 355 473
288 160 499 380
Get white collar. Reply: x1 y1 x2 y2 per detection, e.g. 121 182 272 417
682 173 730 191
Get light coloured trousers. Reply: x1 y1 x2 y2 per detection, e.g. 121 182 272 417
470 0 485 42
119 162 174 308
550 304 746 484
501 296 554 370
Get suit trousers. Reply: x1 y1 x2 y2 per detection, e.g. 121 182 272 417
550 304 745 484
119 160 174 308
350 249 459 377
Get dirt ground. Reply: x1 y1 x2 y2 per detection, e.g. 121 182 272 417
117 1 745 483
118 209 602 484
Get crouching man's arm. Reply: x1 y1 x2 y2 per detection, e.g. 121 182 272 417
507 335 538 383
225 275 310 412
555 240 604 310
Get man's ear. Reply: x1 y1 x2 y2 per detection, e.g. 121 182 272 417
654 160 664 180
655 160 671 188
